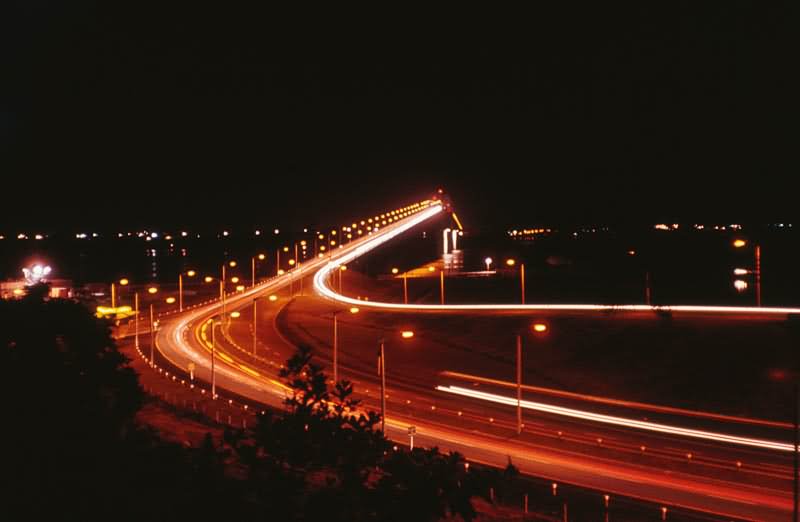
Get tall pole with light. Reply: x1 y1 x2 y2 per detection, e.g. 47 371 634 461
332 307 359 384
378 338 386 434
734 239 761 307
517 322 548 435
147 286 158 365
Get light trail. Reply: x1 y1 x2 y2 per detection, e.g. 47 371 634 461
440 370 794 429
436 385 795 453
313 212 800 316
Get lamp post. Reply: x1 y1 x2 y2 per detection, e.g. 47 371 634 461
252 298 258 356
377 331 414 434
146 286 158 364
517 322 548 434
332 306 360 384
733 239 761 307
440 270 445 305
378 338 386 434
134 291 139 348
506 259 525 304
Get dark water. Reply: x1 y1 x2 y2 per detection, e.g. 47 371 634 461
3 217 799 307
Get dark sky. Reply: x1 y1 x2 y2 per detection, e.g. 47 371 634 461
2 3 796 231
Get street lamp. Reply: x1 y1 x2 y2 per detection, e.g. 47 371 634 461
206 317 221 398
485 257 493 271
332 306 360 383
178 269 196 312
506 259 526 304
733 239 761 306
377 330 415 433
516 322 548 434
147 287 158 365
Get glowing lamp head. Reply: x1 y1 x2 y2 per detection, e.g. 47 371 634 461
349 307 360 314
428 266 435 272
236 285 245 291
733 268 749 275
401 330 414 339
733 280 748 292
258 253 266 260
147 287 158 294
204 276 213 283
278 269 285 275
339 265 347 271
231 277 240 283
165 297 176 304
532 323 548 333
391 268 399 274
119 278 129 286
505 259 516 267
230 311 241 318
283 246 289 252
268 295 278 302
733 239 747 248
229 260 237 267
288 259 296 266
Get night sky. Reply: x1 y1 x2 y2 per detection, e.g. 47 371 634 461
3 3 795 231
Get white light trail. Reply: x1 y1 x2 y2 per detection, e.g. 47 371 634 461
436 385 795 452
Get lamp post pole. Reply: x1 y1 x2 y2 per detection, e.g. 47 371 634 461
178 274 183 312
149 303 155 365
134 292 139 348
403 273 408 304
379 339 386 434
333 312 339 384
252 298 258 356
210 319 216 398
756 245 762 307
516 334 523 434
520 264 526 305
111 282 116 309
440 270 445 305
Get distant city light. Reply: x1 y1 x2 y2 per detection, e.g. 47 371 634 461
274 228 280 235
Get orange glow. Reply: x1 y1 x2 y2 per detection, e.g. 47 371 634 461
165 297 176 304
268 295 278 302
258 253 266 260
349 307 359 314
318 234 324 240
236 285 245 291
330 240 336 245
13 288 24 296
231 276 240 283
401 330 414 339
283 246 289 252
147 287 158 294
532 323 547 333
229 260 237 267
187 270 196 277
119 278 129 286
428 266 435 272
230 311 241 318
339 265 347 271
288 259 296 266
277 269 285 275
505 259 516 266
300 240 307 246
204 276 213 283
391 267 399 274
733 239 747 248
